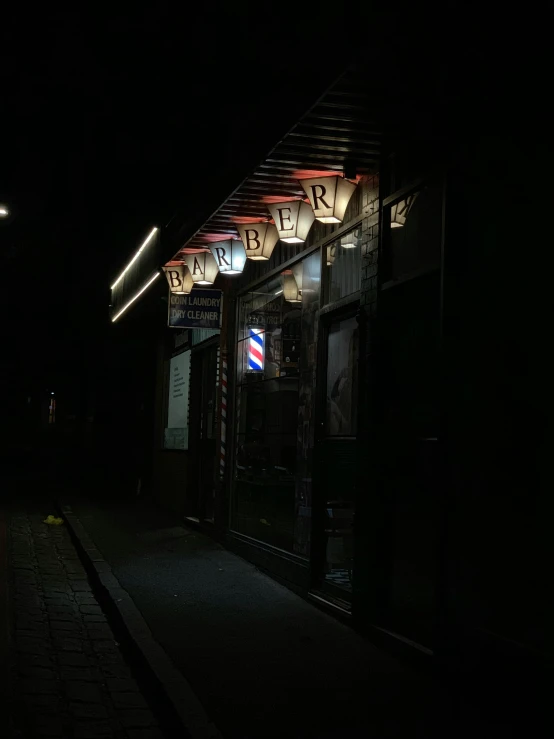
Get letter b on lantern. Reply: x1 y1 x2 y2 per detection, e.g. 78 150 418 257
236 223 279 261
163 265 193 294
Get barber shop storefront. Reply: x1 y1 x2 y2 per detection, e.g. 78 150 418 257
109 68 447 657
230 218 367 607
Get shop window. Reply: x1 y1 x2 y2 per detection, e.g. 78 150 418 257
383 182 442 283
324 227 362 305
326 316 359 437
164 350 190 450
233 251 320 554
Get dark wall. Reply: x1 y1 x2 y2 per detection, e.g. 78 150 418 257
444 133 552 659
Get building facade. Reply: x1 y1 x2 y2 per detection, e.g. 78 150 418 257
106 66 552 680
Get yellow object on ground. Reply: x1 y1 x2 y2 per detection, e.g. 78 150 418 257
43 515 64 526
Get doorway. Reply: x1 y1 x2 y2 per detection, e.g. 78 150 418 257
313 310 359 602
187 340 218 523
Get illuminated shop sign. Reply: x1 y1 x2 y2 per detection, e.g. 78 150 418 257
168 289 223 330
247 327 265 371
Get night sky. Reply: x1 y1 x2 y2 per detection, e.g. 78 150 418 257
0 7 525 408
1 8 345 401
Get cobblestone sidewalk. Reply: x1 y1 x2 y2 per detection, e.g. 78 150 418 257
7 507 164 739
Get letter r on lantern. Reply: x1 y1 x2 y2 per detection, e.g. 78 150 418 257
214 247 231 267
310 184 330 210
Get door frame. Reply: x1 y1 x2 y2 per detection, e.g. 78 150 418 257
186 336 219 523
310 297 360 603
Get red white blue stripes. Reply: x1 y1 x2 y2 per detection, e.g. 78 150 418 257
248 328 264 371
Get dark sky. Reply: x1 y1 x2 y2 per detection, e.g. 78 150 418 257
1 8 343 393
0 6 526 399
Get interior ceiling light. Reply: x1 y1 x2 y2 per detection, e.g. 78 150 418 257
341 231 359 248
282 271 302 303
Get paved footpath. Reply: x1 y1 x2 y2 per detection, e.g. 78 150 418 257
6 504 165 739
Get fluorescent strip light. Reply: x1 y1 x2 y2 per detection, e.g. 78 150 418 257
111 272 160 323
110 227 158 290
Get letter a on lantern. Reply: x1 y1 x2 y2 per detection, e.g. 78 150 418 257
299 176 357 224
183 251 219 285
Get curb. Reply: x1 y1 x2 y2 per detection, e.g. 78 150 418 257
59 503 223 739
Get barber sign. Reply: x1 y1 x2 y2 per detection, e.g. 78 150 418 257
248 327 265 371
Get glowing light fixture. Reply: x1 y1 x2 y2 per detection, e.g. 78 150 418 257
209 239 246 274
267 201 315 244
248 328 265 371
282 271 302 303
0 205 9 217
390 193 419 228
299 176 357 224
163 265 193 294
183 251 219 285
111 227 158 290
341 231 359 249
326 244 337 265
236 222 279 260
111 272 161 323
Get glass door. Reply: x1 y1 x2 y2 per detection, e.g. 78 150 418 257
187 341 218 523
198 343 218 523
313 312 359 601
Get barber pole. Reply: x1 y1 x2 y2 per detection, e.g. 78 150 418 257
248 328 265 371
220 357 228 480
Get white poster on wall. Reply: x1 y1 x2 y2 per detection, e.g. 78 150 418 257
165 350 190 449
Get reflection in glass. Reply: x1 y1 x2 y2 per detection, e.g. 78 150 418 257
390 193 419 228
326 227 362 304
386 184 442 281
326 316 359 436
233 255 320 554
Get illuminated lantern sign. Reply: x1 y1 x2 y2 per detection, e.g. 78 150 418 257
209 239 246 274
326 244 337 266
390 193 419 228
267 201 315 244
183 252 219 285
282 270 302 303
248 327 265 371
236 222 279 261
299 176 357 224
163 265 193 294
